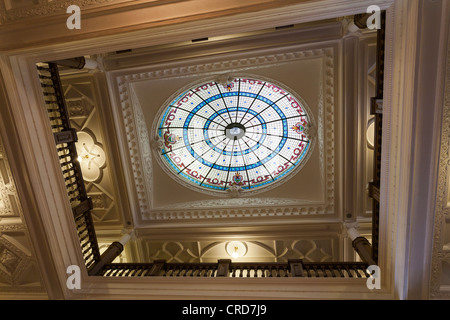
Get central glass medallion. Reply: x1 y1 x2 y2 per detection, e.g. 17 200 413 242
153 75 315 196
225 123 246 140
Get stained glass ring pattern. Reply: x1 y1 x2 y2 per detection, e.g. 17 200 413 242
154 76 314 195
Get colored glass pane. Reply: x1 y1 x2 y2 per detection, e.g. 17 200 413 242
154 76 314 195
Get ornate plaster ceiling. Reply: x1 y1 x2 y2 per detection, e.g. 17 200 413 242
108 30 338 225
55 19 379 264
0 0 448 300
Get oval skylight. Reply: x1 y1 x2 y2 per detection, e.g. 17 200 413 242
153 75 315 196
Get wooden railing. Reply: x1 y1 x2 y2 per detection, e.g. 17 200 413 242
302 262 369 278
37 62 101 270
100 260 370 278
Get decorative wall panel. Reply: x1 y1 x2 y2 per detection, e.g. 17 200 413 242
62 75 123 226
141 239 336 263
0 141 20 218
0 135 46 295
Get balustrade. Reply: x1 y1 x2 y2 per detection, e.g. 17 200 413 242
100 261 369 278
37 62 101 270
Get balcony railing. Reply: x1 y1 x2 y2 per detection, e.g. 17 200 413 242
37 62 101 271
100 260 370 278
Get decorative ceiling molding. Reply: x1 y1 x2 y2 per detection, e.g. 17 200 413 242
129 87 154 216
0 136 46 295
111 45 336 223
0 0 136 24
102 20 344 71
157 197 320 209
140 239 336 263
430 18 450 299
0 0 344 51
85 182 115 222
0 139 20 218
61 74 124 227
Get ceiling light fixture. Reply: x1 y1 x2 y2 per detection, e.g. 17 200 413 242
367 117 375 149
226 241 247 259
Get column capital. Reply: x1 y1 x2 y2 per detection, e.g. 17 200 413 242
119 228 135 245
342 18 362 38
344 222 361 241
87 55 106 73
344 221 360 230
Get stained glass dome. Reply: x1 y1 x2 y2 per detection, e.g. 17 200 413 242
152 75 315 196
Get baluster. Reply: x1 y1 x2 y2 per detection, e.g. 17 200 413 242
313 265 319 277
140 269 149 277
363 266 371 278
133 269 142 277
321 265 328 277
253 266 259 278
355 266 363 278
130 269 139 277
116 269 125 277
236 266 242 278
329 267 337 277
302 266 309 277
123 269 132 277
110 269 118 277
344 266 352 278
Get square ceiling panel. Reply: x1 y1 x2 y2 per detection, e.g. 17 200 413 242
108 41 339 226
